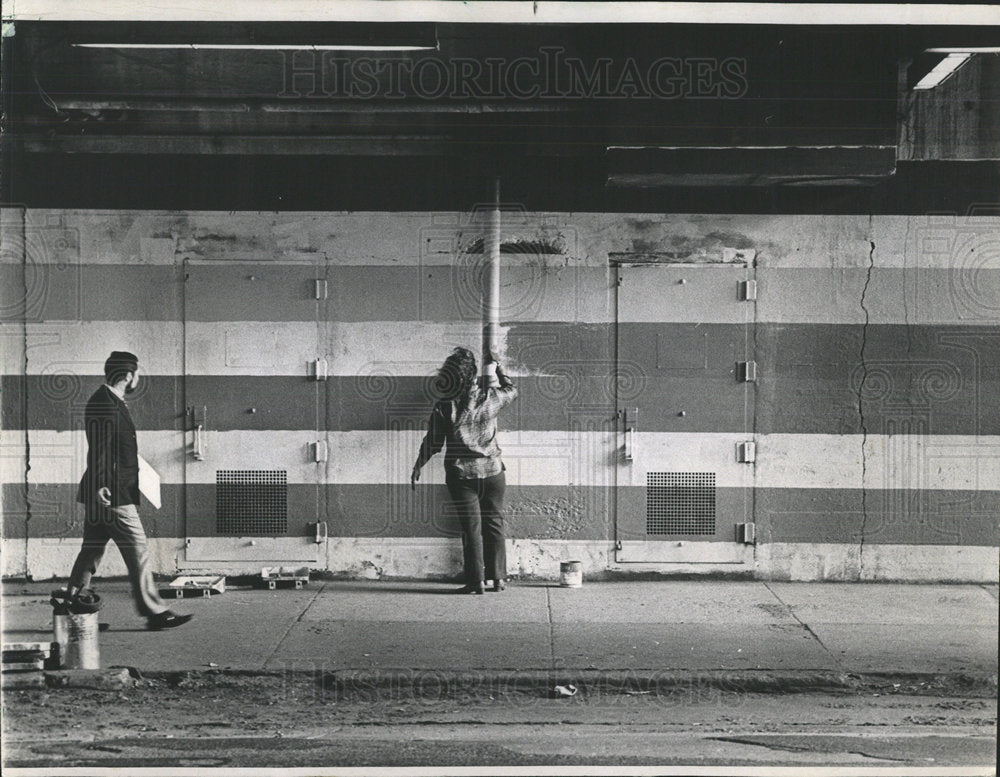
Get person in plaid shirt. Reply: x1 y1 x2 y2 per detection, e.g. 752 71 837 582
411 347 518 594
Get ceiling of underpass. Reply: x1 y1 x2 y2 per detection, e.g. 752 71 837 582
2 21 998 211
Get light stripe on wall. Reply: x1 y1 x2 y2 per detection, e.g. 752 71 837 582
9 429 999 492
4 211 998 270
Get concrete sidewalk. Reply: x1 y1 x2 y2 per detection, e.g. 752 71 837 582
2 580 997 679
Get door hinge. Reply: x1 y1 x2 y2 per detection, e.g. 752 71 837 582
738 360 757 383
312 358 328 381
738 279 757 301
315 279 328 300
737 522 756 544
737 441 756 463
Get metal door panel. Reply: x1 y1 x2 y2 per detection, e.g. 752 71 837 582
615 262 755 563
183 259 325 563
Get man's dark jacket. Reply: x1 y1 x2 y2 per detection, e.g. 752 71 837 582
76 385 140 507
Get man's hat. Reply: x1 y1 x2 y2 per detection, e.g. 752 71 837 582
104 350 139 374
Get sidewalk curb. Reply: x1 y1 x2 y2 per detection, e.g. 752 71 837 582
42 668 134 690
321 669 999 698
121 668 998 698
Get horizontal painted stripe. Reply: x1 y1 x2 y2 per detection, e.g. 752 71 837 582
6 320 998 434
0 265 184 322
6 262 1000 324
755 324 1000 436
2 374 620 432
755 488 1000 546
10 431 1000 491
4 430 617 488
4 211 999 270
5 483 998 546
757 268 1000 326
0 264 614 323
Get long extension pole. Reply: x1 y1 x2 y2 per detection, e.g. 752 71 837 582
483 176 501 364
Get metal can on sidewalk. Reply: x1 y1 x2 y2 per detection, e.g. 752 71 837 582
51 590 102 669
559 560 583 588
52 612 100 669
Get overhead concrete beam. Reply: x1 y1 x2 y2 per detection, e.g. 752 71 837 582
16 134 594 156
606 146 898 187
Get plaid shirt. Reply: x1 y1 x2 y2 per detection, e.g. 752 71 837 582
415 367 518 479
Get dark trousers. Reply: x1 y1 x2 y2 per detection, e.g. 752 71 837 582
69 502 168 618
446 471 507 585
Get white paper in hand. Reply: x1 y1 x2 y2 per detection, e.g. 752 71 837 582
137 454 162 509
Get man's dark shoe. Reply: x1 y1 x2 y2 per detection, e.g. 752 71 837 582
455 583 485 595
147 611 193 630
492 579 507 592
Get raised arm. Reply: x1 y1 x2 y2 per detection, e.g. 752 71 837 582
491 361 518 409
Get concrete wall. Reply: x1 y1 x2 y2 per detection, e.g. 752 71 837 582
2 209 998 582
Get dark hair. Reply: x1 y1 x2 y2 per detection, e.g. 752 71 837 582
435 347 477 400
104 351 138 385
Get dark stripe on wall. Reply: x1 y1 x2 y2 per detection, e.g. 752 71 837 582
2 375 188 432
6 483 999 546
755 487 1000 547
0 265 183 323
3 374 617 432
1 264 611 323
755 324 1000 435
6 322 999 434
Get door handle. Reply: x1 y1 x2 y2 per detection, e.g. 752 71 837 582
623 406 638 462
189 405 207 461
315 521 328 544
193 424 205 461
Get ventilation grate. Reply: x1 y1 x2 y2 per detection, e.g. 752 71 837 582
216 470 287 535
646 472 716 535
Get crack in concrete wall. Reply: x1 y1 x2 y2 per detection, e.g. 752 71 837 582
856 233 876 579
19 208 32 577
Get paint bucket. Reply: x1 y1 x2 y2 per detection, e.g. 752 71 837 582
52 611 100 669
559 560 583 588
51 591 102 670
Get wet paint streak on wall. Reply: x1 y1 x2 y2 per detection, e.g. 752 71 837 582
1 209 998 581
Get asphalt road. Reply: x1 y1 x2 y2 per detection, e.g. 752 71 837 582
3 673 996 770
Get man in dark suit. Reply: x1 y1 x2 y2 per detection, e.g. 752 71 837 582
65 351 192 630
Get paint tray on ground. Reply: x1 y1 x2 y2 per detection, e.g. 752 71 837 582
2 642 52 673
260 566 310 589
167 575 227 598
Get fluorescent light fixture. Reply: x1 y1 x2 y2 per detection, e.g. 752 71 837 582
913 52 973 90
67 22 439 52
925 47 1000 54
72 43 435 51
